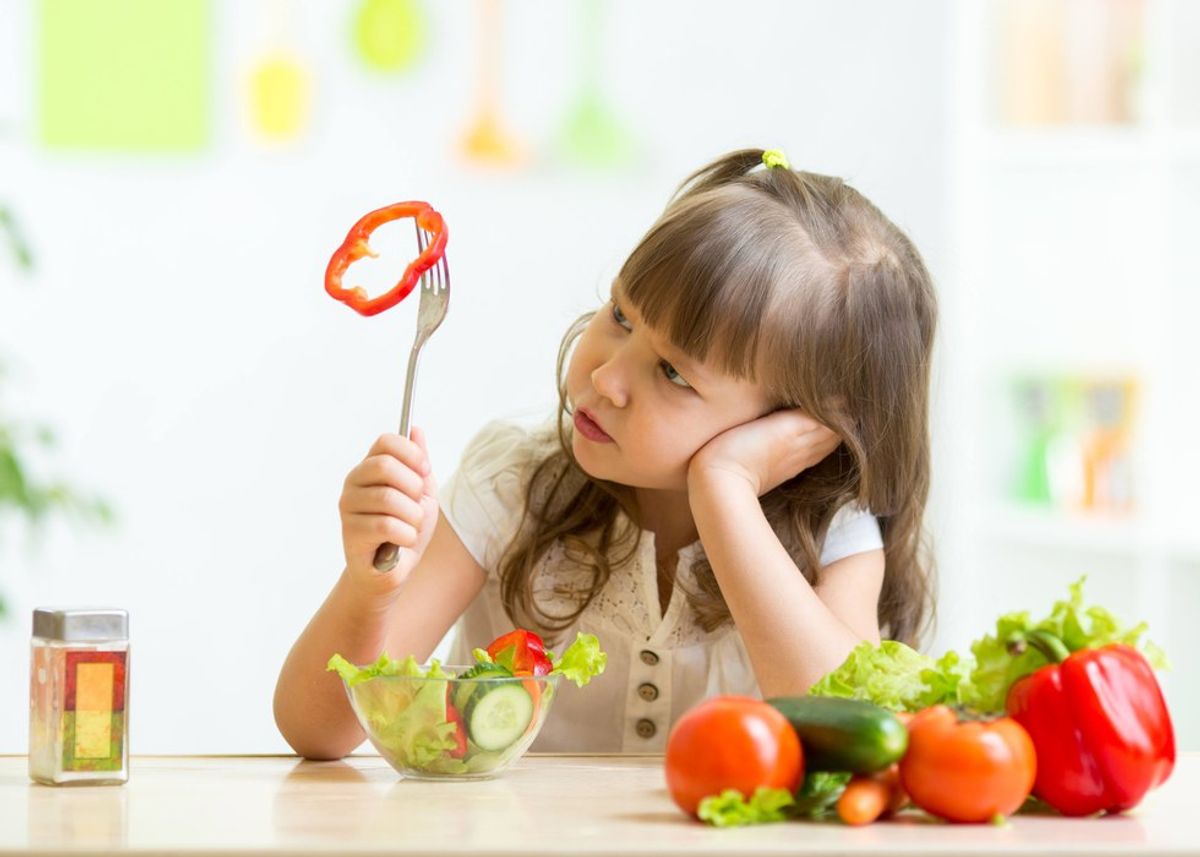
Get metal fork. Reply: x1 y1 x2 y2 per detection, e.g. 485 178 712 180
373 220 451 572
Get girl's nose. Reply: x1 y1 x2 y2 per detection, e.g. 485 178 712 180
590 359 628 408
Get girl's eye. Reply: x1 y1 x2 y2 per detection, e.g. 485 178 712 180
610 300 692 390
660 361 691 388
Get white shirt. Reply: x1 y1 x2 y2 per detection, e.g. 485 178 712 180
440 419 883 753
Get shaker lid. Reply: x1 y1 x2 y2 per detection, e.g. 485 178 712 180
32 608 128 642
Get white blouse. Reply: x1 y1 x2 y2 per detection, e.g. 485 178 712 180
440 419 884 753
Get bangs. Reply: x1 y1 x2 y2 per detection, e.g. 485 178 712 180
617 186 817 386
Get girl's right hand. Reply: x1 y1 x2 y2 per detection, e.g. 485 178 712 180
339 426 439 591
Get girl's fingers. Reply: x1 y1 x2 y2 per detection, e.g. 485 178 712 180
346 513 419 548
366 432 431 478
351 454 426 499
410 425 437 496
342 485 425 525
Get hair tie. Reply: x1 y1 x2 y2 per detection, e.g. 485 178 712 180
762 149 790 170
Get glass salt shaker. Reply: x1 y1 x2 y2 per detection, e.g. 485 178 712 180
29 608 130 786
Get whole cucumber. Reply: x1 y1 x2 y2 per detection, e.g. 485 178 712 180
766 696 908 774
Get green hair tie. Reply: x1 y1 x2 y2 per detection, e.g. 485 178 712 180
762 149 790 170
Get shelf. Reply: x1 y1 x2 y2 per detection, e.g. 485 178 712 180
983 505 1200 563
984 505 1145 555
980 126 1153 167
1169 129 1200 161
975 126 1200 168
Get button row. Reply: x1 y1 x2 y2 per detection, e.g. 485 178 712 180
635 649 661 742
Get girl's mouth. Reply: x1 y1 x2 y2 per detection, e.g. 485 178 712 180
574 408 614 443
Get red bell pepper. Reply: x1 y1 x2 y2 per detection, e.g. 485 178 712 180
485 629 553 676
445 702 468 759
1005 631 1175 816
324 201 447 317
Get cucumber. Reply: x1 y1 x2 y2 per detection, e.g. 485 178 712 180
452 663 511 712
766 696 908 774
462 682 534 752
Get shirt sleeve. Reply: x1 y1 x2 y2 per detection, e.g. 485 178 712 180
439 420 539 576
819 502 883 567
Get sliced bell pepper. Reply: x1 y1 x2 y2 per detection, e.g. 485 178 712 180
485 629 553 677
324 201 448 317
1005 631 1175 816
445 702 468 759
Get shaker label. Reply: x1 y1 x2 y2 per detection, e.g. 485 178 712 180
62 651 126 771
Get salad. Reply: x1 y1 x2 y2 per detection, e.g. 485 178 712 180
328 629 606 777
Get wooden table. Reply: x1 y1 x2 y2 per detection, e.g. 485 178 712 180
2 753 1198 856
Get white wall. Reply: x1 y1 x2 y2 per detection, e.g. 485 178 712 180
0 0 950 753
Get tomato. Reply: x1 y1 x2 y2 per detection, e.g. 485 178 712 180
899 705 1036 823
664 695 803 817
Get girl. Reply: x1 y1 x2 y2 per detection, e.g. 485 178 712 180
275 148 937 758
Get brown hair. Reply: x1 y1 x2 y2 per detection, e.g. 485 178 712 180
497 148 938 649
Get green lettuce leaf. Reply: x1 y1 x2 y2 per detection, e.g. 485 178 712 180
808 576 1168 715
326 652 452 686
326 652 457 769
807 640 963 712
548 632 607 687
966 576 1168 712
698 787 795 827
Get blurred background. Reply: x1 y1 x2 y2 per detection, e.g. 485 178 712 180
0 0 1196 754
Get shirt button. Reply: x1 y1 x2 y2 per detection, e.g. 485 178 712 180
637 682 659 702
639 649 659 666
635 718 657 739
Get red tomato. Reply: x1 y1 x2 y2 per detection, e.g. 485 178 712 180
899 705 1036 823
664 695 803 817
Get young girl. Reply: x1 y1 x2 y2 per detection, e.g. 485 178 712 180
275 148 937 758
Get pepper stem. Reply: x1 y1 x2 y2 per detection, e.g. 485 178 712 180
1020 629 1071 664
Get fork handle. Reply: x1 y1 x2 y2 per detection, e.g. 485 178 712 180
372 341 426 573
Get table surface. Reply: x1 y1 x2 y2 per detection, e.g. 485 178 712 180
2 752 1198 856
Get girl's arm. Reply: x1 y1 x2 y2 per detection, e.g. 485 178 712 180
687 469 884 698
273 510 486 760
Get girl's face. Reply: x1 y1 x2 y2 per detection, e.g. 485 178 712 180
565 284 773 492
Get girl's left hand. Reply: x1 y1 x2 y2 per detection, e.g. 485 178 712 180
688 409 842 497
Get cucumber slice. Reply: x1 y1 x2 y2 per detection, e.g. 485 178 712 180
463 682 534 752
453 663 512 712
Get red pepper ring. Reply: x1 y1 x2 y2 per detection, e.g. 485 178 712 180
324 201 448 317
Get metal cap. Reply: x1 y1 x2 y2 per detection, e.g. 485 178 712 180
32 608 128 642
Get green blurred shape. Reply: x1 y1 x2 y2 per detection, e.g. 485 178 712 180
0 207 33 271
557 0 634 169
37 0 211 151
1011 375 1060 505
353 0 424 73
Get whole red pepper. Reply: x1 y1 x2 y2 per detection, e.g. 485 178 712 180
485 629 553 676
1005 630 1175 816
324 201 447 317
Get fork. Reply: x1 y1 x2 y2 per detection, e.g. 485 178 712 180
372 220 451 572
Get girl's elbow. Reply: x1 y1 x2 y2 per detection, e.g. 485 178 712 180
275 717 360 761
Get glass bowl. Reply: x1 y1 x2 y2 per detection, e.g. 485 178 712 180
341 667 559 780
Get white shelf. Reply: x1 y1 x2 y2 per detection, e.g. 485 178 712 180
983 506 1200 563
1169 129 1200 160
981 125 1154 167
984 505 1145 555
979 126 1200 168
